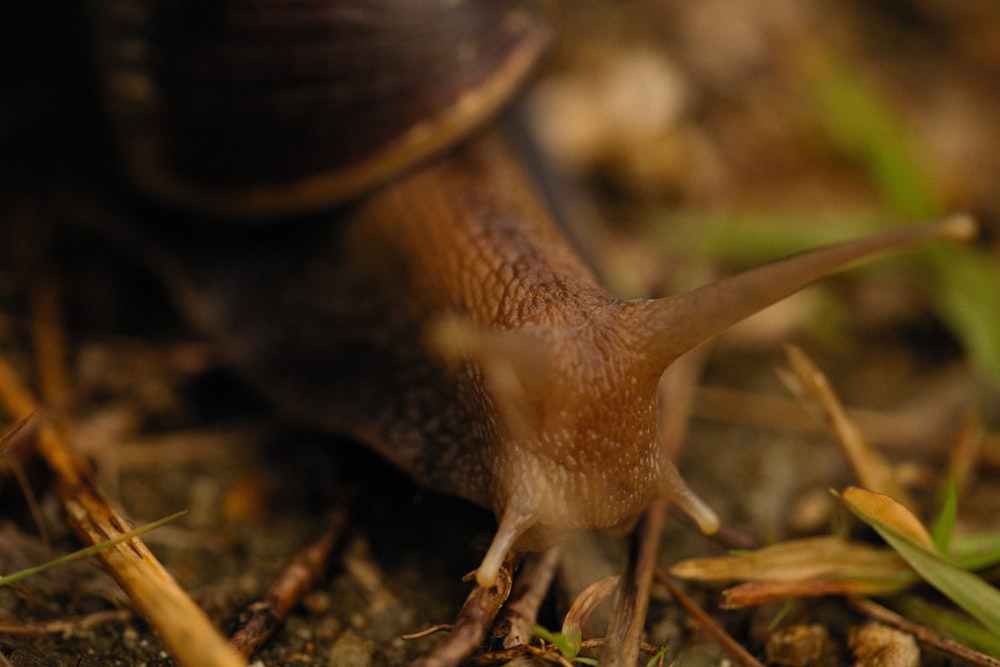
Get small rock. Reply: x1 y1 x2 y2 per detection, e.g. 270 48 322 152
327 629 376 667
849 622 919 667
766 623 839 667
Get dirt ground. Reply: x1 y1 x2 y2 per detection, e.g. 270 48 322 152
1 1 999 665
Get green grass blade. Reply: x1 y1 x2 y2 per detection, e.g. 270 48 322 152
925 244 1000 383
803 50 937 219
0 510 188 588
843 488 1000 638
931 481 959 554
895 595 1000 659
803 49 1000 386
533 624 581 660
949 533 1000 572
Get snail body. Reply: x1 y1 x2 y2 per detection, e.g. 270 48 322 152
92 0 975 587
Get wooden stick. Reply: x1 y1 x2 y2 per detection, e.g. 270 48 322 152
230 509 349 658
655 571 766 667
501 546 560 648
412 555 514 667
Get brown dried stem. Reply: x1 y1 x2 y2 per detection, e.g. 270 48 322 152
412 555 514 667
501 546 560 648
229 508 350 658
780 344 915 508
0 608 133 635
601 500 667 666
466 636 666 666
655 571 766 667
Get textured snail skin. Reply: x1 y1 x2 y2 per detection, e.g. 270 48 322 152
146 129 974 588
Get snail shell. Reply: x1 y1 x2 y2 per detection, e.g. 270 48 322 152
91 0 547 217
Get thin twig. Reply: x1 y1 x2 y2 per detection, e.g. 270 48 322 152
412 555 515 667
501 546 560 648
402 625 453 641
0 414 50 552
655 571 766 667
780 344 915 509
849 596 1000 667
691 384 962 454
0 608 133 635
229 508 350 658
467 637 666 666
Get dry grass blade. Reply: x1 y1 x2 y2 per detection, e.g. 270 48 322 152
781 344 915 509
0 609 133 635
0 412 31 453
501 546 560 648
944 409 983 496
0 413 49 551
229 508 350 658
671 534 918 607
412 555 514 667
850 597 1000 667
564 574 619 639
670 534 913 585
691 383 964 454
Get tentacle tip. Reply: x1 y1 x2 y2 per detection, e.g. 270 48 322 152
474 536 510 588
475 506 534 588
674 491 720 535
939 213 978 243
475 563 499 588
696 510 721 535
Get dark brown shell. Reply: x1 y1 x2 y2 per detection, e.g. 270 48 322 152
91 0 548 218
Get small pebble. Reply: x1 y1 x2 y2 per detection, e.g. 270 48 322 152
849 622 919 667
327 629 376 667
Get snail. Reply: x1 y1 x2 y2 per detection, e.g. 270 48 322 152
89 0 975 589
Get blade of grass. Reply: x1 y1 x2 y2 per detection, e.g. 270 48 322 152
925 245 1000 384
895 595 1000 658
841 487 1000 638
0 511 187 587
801 45 1000 384
801 45 936 220
950 533 1000 572
932 481 959 555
